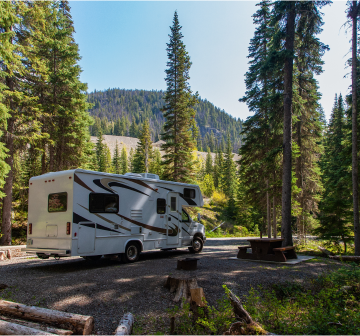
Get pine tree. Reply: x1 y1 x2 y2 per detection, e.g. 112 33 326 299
149 148 163 178
128 147 135 172
205 147 213 176
222 134 237 216
213 148 223 189
112 141 121 174
316 94 353 252
95 130 106 172
132 119 152 173
120 147 128 175
161 11 198 183
0 1 45 245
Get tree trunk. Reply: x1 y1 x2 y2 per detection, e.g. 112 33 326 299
0 115 14 246
266 180 271 238
273 196 277 238
0 300 93 335
351 1 360 256
281 2 296 247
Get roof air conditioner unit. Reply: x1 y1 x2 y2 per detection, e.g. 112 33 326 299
140 173 160 180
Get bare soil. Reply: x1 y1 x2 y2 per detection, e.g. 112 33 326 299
0 238 343 334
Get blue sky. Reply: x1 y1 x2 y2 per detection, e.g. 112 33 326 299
70 1 350 121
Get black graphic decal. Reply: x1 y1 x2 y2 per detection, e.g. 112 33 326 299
182 227 190 236
93 179 114 193
80 223 96 228
73 212 90 224
108 181 149 196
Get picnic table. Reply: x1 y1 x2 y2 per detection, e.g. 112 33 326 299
237 238 297 262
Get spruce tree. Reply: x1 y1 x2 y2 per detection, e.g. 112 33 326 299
161 11 198 183
149 148 163 178
120 147 128 175
205 147 213 176
316 94 353 252
0 1 45 245
132 119 152 173
112 141 121 174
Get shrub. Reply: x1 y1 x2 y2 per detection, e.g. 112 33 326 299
211 190 227 207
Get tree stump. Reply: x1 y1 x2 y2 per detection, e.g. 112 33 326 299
164 276 198 305
114 313 134 335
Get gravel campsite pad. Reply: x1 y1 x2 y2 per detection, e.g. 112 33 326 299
0 238 343 335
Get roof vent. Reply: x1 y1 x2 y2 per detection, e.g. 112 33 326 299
140 173 160 180
124 172 142 178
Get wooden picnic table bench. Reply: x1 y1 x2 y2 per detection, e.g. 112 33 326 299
237 238 297 262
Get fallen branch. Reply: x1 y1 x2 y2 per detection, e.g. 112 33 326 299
114 313 134 335
0 300 93 335
329 255 360 262
318 247 335 256
225 289 270 335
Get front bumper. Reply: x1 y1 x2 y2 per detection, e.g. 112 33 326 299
22 247 71 257
203 236 206 243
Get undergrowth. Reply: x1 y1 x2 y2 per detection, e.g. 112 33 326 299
164 265 360 335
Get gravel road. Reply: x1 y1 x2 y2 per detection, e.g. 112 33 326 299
0 238 342 334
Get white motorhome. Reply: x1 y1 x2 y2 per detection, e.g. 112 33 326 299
23 169 206 262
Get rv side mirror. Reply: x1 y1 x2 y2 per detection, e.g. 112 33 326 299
197 213 201 222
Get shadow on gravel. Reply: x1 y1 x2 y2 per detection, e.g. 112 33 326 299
25 249 192 274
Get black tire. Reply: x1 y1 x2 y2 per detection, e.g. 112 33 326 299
36 253 49 259
188 237 203 253
83 255 102 261
122 242 140 263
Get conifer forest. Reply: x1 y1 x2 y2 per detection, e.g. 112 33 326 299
1 0 360 260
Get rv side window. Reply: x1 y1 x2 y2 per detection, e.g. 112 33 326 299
48 192 67 212
89 193 119 213
181 210 190 222
184 188 196 199
157 198 166 214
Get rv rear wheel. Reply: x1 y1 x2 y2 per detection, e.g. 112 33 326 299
122 242 140 263
188 237 203 253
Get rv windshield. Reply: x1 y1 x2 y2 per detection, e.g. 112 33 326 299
181 210 190 222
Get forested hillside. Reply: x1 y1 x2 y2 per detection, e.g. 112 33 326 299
87 89 244 152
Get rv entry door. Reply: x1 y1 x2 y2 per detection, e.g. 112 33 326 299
78 222 96 254
166 192 179 245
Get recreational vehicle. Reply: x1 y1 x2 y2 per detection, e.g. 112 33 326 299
23 169 206 262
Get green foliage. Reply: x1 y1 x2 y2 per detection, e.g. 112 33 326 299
245 266 360 335
132 119 152 173
202 174 215 198
87 89 244 153
112 141 121 174
316 94 353 252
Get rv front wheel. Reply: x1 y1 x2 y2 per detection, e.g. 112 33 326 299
122 242 140 263
188 237 203 253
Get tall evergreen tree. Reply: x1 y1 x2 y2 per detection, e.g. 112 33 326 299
316 94 353 252
347 1 360 255
222 134 237 216
0 1 45 245
132 119 152 173
120 147 128 175
205 147 213 176
161 11 198 183
112 141 121 174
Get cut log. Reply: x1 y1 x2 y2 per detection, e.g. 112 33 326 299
5 250 11 260
0 315 72 335
225 289 269 335
0 319 54 335
329 255 360 262
164 276 199 305
114 313 134 336
0 252 6 261
0 300 93 335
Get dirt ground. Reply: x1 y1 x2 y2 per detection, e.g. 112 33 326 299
0 238 342 334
